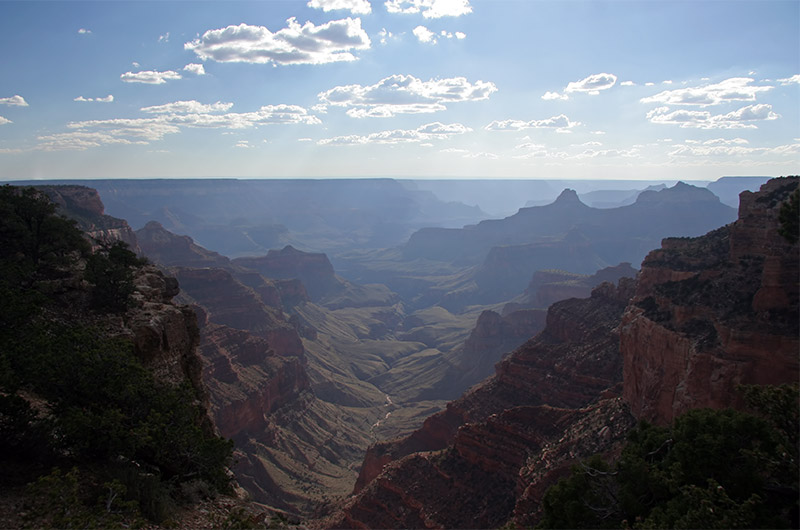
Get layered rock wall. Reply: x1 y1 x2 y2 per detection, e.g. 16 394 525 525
621 176 799 424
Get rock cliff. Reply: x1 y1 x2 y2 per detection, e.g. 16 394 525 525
335 279 635 528
37 184 140 252
621 176 799 424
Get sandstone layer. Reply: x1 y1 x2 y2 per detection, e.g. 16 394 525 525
621 176 799 424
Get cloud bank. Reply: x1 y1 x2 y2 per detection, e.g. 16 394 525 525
185 17 371 65
308 0 372 14
385 0 472 18
121 70 182 84
318 74 497 117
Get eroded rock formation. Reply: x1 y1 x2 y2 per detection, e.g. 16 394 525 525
332 280 635 528
621 176 799 424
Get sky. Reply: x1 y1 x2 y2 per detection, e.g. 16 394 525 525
0 0 798 180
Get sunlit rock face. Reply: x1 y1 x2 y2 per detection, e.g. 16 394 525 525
621 176 799 425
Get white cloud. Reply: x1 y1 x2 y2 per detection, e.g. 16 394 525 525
38 102 320 151
485 114 579 131
183 63 206 75
0 95 28 107
574 147 639 159
565 72 617 95
464 151 498 159
668 140 800 157
512 143 568 159
78 28 91 35
158 32 170 43
385 0 472 18
662 80 673 84
140 100 233 114
413 25 436 43
541 91 568 101
640 77 773 106
74 95 114 103
378 28 396 45
412 26 464 43
185 17 371 66
620 81 635 86
37 130 151 151
235 140 252 148
308 0 372 14
318 120 471 145
778 74 800 85
319 74 497 117
121 70 182 84
298 137 314 142
440 147 468 153
0 116 11 125
646 103 780 129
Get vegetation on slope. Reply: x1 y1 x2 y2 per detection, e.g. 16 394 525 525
0 185 232 526
538 384 799 529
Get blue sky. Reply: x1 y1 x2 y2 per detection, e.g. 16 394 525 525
0 0 798 180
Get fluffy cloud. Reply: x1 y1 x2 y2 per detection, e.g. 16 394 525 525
121 70 182 84
74 95 114 103
646 103 780 129
183 63 206 75
542 73 617 100
78 28 91 35
485 114 579 131
541 91 568 101
640 77 772 106
565 73 617 94
385 0 472 18
185 17 371 65
413 25 436 43
0 116 11 125
308 0 372 14
778 74 800 85
412 25 466 43
140 100 234 114
318 120 470 145
0 95 28 107
319 74 497 117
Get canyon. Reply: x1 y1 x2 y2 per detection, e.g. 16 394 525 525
17 175 796 526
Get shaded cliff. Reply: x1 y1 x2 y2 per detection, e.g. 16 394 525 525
36 184 139 252
621 176 800 424
0 185 232 525
335 280 635 528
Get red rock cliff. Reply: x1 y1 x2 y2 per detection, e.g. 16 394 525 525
621 176 799 425
335 280 635 528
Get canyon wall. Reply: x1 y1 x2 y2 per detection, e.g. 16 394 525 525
621 176 799 424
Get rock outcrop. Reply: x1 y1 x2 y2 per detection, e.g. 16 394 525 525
621 176 799 425
37 185 140 252
334 279 635 528
199 323 310 439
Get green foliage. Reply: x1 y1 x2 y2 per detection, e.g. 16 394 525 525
777 187 798 244
23 467 143 529
538 394 799 529
0 185 233 522
85 240 146 313
0 185 89 273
